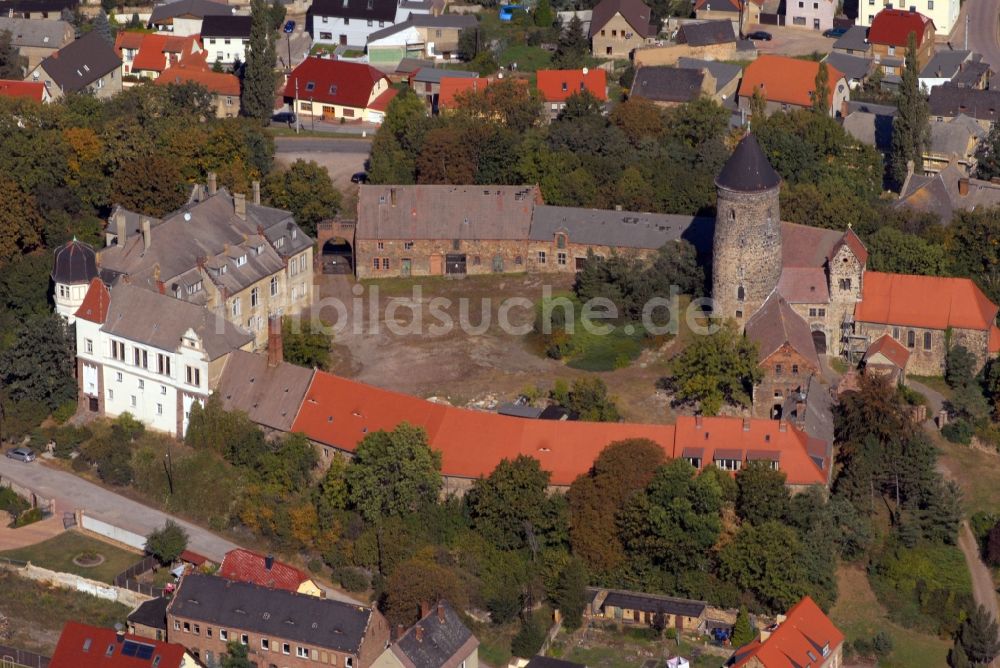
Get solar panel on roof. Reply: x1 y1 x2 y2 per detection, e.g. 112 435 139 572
121 640 157 660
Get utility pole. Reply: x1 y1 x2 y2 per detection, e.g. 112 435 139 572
294 76 299 134
966 13 970 51
286 31 292 72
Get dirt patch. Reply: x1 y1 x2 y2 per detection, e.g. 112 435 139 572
72 552 105 567
308 273 684 424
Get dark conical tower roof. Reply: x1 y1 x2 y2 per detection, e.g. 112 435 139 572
52 238 98 285
715 134 781 192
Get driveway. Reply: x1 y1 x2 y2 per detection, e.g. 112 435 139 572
745 24 837 56
962 0 1000 71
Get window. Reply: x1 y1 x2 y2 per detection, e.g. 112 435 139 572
557 252 567 265
261 639 269 651
377 241 384 250
382 258 389 270
193 625 200 635
601 29 606 36
236 254 247 267
792 364 799 374
923 331 932 350
173 621 180 631
888 45 895 55
112 340 126 361
928 0 933 7
473 255 481 266
108 388 114 400
368 19 372 25
186 366 201 387
537 251 547 264
160 385 167 395
346 658 354 668
240 634 248 646
220 630 228 641
85 338 93 354
515 256 523 265
817 308 826 316
183 623 190 633
775 364 783 376
379 20 384 26
297 647 309 658
556 234 566 249
116 371 123 383
157 403 163 415
251 287 259 308
305 81 315 91
232 298 241 317
737 286 745 302
404 241 414 250
137 379 144 390
611 29 617 36
270 276 279 296
808 308 817 317
892 326 900 339
452 238 461 251
907 330 915 348
373 258 380 271
282 643 290 655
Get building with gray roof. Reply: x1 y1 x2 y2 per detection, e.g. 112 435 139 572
216 347 315 432
897 161 1000 223
28 31 121 100
832 25 871 56
530 205 712 255
630 65 709 105
675 19 735 47
0 17 73 69
929 83 1000 124
379 601 479 668
926 113 984 173
824 52 873 86
677 57 741 95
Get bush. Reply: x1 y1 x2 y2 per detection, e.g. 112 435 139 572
13 507 43 527
873 630 894 657
511 616 546 658
943 419 975 444
336 566 369 593
0 487 29 516
307 558 324 574
1 399 48 441
626 627 660 641
52 400 77 424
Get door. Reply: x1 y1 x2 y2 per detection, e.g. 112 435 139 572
813 18 820 29
89 397 99 412
339 34 347 45
445 254 467 274
492 254 503 272
430 254 444 275
401 258 412 277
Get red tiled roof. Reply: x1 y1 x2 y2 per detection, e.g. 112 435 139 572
0 79 44 101
155 61 240 96
75 278 111 324
115 31 201 74
50 621 187 668
439 76 489 109
991 325 1000 353
368 85 398 112
864 334 910 368
868 8 934 48
219 548 310 592
738 55 844 109
830 227 868 265
179 549 209 566
732 596 845 668
536 68 608 103
283 57 389 108
855 271 999 331
291 372 830 486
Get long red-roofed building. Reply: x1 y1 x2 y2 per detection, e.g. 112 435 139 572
50 621 195 668
283 57 396 124
219 548 323 596
731 596 844 668
0 79 46 102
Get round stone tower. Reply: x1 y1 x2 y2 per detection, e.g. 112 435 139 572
52 238 98 324
712 134 783 328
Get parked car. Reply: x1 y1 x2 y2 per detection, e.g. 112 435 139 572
283 20 295 34
272 111 297 125
747 30 772 41
6 447 36 463
822 26 847 38
351 172 369 184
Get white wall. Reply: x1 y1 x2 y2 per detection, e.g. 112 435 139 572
81 514 147 551
204 35 247 64
312 14 395 46
862 0 957 33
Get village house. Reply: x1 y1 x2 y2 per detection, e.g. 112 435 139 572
737 55 848 117
26 31 122 101
155 61 241 118
408 66 478 111
693 0 762 32
114 31 202 81
219 548 324 597
896 161 1000 221
919 50 990 91
437 75 489 113
841 102 896 155
149 0 234 36
365 13 477 68
52 621 199 668
200 14 251 66
128 596 172 642
629 64 718 107
929 83 1000 127
924 114 984 174
284 57 397 124
72 278 254 436
861 0 956 35
589 0 656 58
167 573 390 668
866 9 935 78
678 57 742 101
0 0 75 20
536 67 608 120
731 596 844 668
862 333 910 383
785 0 835 31
824 52 874 89
0 17 73 72
373 601 479 668
586 588 707 633
86 175 314 350
831 24 872 57
675 19 737 48
309 0 437 48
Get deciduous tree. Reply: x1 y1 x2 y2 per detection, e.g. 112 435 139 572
467 455 551 551
719 521 808 612
263 159 340 237
667 320 762 415
736 463 791 525
281 317 331 370
145 519 189 564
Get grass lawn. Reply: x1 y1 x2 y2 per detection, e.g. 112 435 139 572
0 570 131 654
499 43 552 71
829 565 951 668
908 374 952 399
0 530 142 584
937 433 1000 516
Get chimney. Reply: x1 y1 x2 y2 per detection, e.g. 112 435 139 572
742 417 750 432
695 415 703 429
396 624 404 639
267 315 283 367
207 172 217 195
234 193 246 220
265 554 274 571
437 602 445 624
252 180 261 205
415 625 424 643
959 177 970 196
141 218 151 252
115 211 126 246
419 601 431 618
114 623 125 643
778 419 787 433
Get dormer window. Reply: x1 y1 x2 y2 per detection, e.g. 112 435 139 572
305 81 315 91
274 237 285 249
291 229 297 239
220 264 227 274
329 84 337 95
561 81 568 91
255 244 264 255
236 254 247 266
188 281 203 294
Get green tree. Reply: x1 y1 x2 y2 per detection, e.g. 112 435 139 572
0 30 26 78
551 15 588 69
946 344 977 389
110 154 188 217
241 0 278 123
185 394 268 467
263 160 340 237
889 31 930 189
556 376 621 422
144 519 189 564
457 27 478 60
384 557 466 627
456 77 542 134
976 121 1000 181
268 0 286 31
0 313 75 410
719 521 808 612
315 453 349 529
865 226 947 275
93 10 113 46
957 605 1000 665
0 175 42 263
511 615 546 658
554 556 589 629
467 454 551 551
732 606 755 647
281 317 331 370
736 463 791 525
534 0 553 26
749 87 767 123
949 208 1000 304
812 61 830 114
221 641 253 668
667 320 762 415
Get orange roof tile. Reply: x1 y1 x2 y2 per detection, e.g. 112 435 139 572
855 271 999 331
864 333 910 368
738 55 844 109
291 372 831 486
155 64 240 96
115 31 200 74
75 277 111 324
51 621 187 668
536 68 608 103
284 57 390 108
368 86 398 112
219 548 310 592
439 76 489 109
732 596 845 668
991 325 1000 353
0 79 44 101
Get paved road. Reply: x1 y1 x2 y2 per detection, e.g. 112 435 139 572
964 0 1000 71
274 136 372 154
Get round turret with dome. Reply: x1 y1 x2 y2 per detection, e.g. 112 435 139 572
52 238 98 323
711 133 783 328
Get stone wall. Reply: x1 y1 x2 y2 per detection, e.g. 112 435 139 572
633 41 737 66
752 344 817 418
0 561 151 609
355 238 530 279
0 477 53 513
854 323 991 376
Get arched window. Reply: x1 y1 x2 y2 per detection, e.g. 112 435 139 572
556 234 567 249
730 209 736 221
737 286 745 301
907 330 915 348
923 332 932 350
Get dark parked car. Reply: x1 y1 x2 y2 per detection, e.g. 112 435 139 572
822 26 848 38
351 172 369 183
6 447 36 463
283 20 295 33
747 30 772 41
272 111 297 125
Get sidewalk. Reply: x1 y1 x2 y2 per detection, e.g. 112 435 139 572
0 515 64 551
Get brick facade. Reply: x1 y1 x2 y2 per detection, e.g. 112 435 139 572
753 344 817 419
355 238 529 278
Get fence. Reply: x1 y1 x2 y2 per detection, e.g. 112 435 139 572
758 12 785 25
80 514 146 552
114 555 166 599
0 561 152 609
0 644 50 668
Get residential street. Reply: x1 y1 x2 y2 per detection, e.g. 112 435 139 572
274 136 372 153
962 0 1000 70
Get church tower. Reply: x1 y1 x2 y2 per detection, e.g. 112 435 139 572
712 134 783 329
